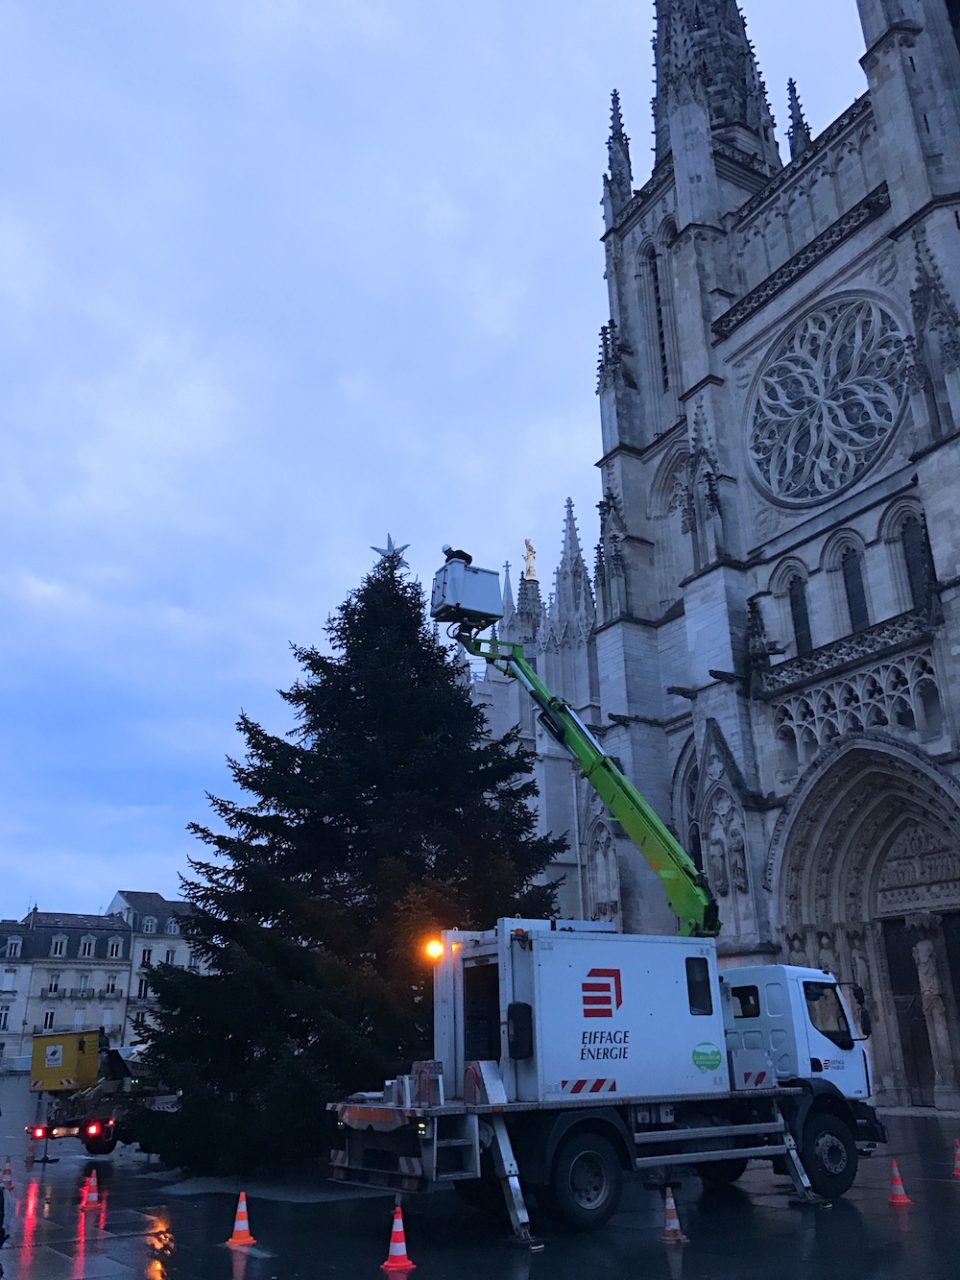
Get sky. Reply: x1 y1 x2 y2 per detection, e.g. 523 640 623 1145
0 1 869 916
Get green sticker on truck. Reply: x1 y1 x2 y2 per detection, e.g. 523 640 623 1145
692 1042 722 1073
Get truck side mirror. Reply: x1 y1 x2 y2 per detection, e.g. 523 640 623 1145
507 1002 534 1060
859 1007 872 1038
852 984 865 1006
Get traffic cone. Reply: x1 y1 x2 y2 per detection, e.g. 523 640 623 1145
953 1139 960 1181
1 1156 13 1190
84 1169 100 1209
381 1200 416 1273
226 1192 256 1247
659 1186 689 1244
888 1159 912 1207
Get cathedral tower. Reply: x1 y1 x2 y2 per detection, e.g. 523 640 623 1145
481 0 960 1108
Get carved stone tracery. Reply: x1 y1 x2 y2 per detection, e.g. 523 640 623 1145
772 647 940 758
749 295 908 503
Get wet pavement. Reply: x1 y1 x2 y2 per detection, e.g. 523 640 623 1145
1 1087 959 1279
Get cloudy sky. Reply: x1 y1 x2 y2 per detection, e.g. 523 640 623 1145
0 1 868 916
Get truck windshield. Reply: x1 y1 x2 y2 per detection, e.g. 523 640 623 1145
803 981 853 1050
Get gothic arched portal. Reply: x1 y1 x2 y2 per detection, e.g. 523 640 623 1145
770 737 960 1108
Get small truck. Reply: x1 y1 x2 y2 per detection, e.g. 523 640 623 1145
329 550 886 1241
26 1030 177 1157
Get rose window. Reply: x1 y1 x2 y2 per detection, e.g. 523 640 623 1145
749 297 908 503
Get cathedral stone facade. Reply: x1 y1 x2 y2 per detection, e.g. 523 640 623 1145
477 0 960 1108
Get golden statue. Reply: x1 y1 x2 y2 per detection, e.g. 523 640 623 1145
523 538 538 581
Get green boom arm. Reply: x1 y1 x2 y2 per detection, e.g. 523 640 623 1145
460 631 720 938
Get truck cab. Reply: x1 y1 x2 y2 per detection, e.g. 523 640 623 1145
720 964 871 1099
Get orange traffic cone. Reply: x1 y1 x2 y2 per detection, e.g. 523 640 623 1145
381 1200 416 1273
953 1139 960 1181
226 1191 256 1247
1 1156 13 1190
888 1159 912 1207
84 1168 100 1209
660 1186 689 1244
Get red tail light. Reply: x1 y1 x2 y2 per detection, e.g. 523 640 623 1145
85 1122 101 1138
29 1125 47 1140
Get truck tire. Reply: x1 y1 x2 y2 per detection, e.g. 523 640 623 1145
800 1113 857 1198
550 1132 623 1231
698 1157 748 1186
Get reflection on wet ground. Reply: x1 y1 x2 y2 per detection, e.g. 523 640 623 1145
0 1113 958 1278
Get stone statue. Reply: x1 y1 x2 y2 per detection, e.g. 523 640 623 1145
706 803 730 898
788 932 808 967
912 936 941 1000
818 932 838 975
523 539 538 581
728 820 749 894
849 932 870 995
912 935 957 1089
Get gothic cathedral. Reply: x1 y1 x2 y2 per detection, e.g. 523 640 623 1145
478 0 960 1108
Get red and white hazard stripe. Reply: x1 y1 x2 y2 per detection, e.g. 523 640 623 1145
560 1078 617 1095
741 1070 768 1088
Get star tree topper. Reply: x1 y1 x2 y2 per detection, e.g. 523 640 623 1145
371 534 410 567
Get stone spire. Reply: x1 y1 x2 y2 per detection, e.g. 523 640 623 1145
786 78 812 161
604 89 634 216
555 499 596 632
500 560 516 630
653 0 781 174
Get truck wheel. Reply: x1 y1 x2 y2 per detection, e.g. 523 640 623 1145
698 1157 748 1186
550 1132 623 1231
84 1135 118 1157
800 1113 857 1198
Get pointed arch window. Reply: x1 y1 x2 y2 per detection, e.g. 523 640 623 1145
787 574 812 656
841 547 869 633
644 247 670 391
901 515 935 612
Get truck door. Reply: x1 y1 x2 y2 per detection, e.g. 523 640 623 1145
801 980 868 1097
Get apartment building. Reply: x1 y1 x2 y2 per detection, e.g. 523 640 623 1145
0 891 207 1062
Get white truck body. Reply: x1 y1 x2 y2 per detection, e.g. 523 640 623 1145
436 922 730 1103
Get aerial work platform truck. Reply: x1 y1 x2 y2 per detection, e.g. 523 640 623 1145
329 550 886 1241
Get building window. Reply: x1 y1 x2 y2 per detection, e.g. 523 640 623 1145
105 976 117 996
108 937 122 959
6 938 21 959
141 948 152 967
1 969 15 992
142 917 157 935
79 936 95 958
48 973 60 994
901 515 935 612
137 978 150 1000
841 547 869 633
787 574 813 656
0 1006 8 1031
187 956 199 972
645 248 670 391
165 949 176 965
43 1009 56 1030
165 917 180 935
50 936 66 958
77 974 89 994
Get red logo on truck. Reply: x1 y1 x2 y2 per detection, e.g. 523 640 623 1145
582 968 622 1018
